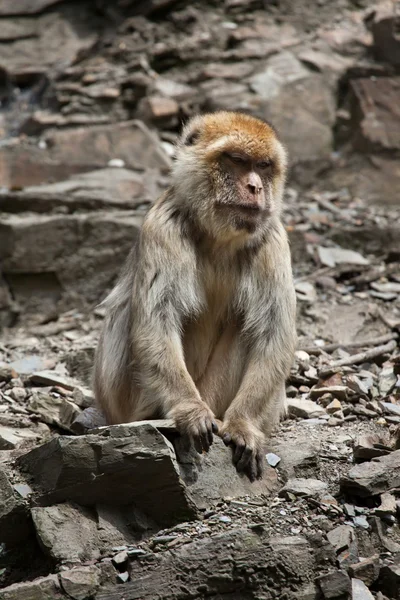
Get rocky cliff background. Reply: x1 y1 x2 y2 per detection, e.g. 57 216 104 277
0 1 400 599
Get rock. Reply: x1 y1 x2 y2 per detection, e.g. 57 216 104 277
143 96 180 120
326 399 342 414
340 450 400 497
316 569 351 599
372 10 400 67
380 401 400 417
0 574 62 600
351 578 374 600
0 121 170 189
378 560 400 600
96 531 314 599
31 503 100 563
0 211 143 316
70 407 107 434
353 516 369 530
270 441 319 477
287 398 327 419
112 551 129 569
173 430 278 509
8 387 26 402
0 365 17 382
375 492 397 517
59 566 100 600
28 392 81 432
250 52 335 171
295 282 317 303
353 433 391 462
9 355 49 375
19 422 198 526
117 572 129 584
327 525 355 555
349 555 380 587
378 367 397 396
29 371 78 391
0 467 31 546
266 452 281 467
310 386 349 402
15 167 164 211
0 1 66 15
0 425 41 450
317 246 369 268
348 77 400 153
279 478 328 499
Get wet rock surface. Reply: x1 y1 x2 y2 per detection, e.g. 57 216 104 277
0 0 400 598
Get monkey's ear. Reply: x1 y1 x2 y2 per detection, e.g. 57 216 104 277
183 129 200 146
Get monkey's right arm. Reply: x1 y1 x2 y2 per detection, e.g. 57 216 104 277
131 214 217 452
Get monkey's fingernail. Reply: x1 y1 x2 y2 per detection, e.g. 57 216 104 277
212 421 219 433
222 433 231 445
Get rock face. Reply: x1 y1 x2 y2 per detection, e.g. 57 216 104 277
19 423 198 527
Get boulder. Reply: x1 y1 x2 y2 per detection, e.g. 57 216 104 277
19 422 198 527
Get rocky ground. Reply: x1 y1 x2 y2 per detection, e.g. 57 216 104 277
0 0 400 599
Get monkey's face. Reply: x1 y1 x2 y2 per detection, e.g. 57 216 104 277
174 111 287 243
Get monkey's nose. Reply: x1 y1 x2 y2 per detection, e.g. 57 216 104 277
247 183 262 195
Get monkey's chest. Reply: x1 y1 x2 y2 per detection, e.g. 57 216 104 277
182 277 237 382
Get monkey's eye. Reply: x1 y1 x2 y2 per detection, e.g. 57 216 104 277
226 153 247 165
257 159 272 170
184 130 200 146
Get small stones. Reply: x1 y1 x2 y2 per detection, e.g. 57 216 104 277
353 516 369 529
326 399 342 414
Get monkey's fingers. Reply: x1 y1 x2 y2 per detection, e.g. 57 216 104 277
236 446 253 473
232 436 246 466
256 451 264 480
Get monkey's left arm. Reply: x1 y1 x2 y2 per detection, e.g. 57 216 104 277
219 257 297 481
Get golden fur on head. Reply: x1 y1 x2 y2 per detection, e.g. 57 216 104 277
177 111 286 167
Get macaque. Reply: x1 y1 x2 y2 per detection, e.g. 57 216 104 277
94 111 297 481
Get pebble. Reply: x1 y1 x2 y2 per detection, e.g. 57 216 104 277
353 516 369 530
117 572 130 583
219 515 232 524
266 452 281 467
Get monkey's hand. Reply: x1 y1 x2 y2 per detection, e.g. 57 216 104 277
218 419 265 482
169 401 219 454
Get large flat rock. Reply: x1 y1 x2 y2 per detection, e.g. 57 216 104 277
340 450 400 498
18 423 198 527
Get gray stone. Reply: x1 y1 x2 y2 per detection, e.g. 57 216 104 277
341 450 400 497
351 578 374 600
326 525 354 554
59 566 100 600
271 441 319 477
349 556 379 587
375 492 397 517
0 574 61 600
9 355 48 375
353 433 391 462
287 398 326 419
317 246 369 268
0 425 40 450
378 560 400 599
28 392 81 432
316 570 351 599
32 503 100 563
0 467 31 546
266 452 281 467
70 407 107 434
380 401 400 417
279 478 328 499
19 423 198 526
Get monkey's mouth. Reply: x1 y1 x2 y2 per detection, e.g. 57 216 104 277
215 202 264 217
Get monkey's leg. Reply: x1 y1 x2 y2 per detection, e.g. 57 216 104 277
218 352 288 482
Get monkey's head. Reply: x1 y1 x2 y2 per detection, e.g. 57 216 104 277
173 111 287 244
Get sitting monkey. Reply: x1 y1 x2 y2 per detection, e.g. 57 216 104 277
94 111 297 481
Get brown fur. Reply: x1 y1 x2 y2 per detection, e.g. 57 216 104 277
94 111 297 481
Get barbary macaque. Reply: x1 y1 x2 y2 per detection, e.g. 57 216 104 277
94 111 297 481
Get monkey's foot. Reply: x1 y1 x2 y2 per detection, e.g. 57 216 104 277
169 401 219 454
219 419 265 482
